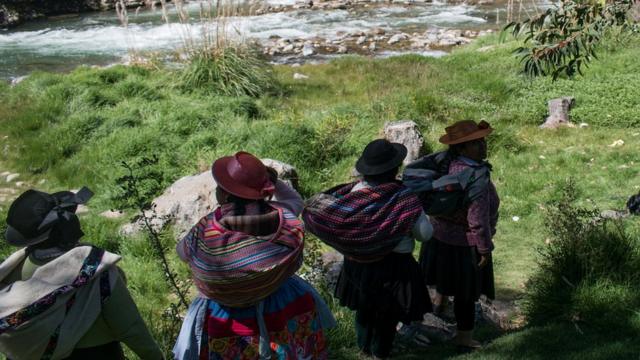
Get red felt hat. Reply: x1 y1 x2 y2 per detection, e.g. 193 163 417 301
211 152 275 200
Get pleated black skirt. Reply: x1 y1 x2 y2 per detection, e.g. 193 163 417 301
335 252 432 323
419 239 495 302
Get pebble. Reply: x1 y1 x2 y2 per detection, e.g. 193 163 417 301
6 173 20 182
608 139 624 147
100 210 125 219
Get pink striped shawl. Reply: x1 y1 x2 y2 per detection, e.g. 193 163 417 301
181 204 304 307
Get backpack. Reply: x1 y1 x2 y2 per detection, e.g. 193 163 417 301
626 192 640 215
401 151 491 216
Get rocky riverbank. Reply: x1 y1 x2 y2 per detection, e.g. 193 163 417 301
262 27 494 62
0 0 172 28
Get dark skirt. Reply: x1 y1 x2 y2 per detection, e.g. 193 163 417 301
335 252 432 323
419 239 495 302
64 342 125 360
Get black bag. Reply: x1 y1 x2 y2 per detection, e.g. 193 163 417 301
626 192 640 215
402 151 490 216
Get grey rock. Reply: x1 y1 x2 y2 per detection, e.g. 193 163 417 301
121 170 218 238
356 36 367 45
293 72 309 80
10 76 28 86
321 251 343 291
388 33 409 45
6 173 19 182
100 210 125 219
383 120 425 165
368 42 377 51
372 27 386 35
302 44 316 56
76 204 90 214
337 45 348 54
261 158 299 190
599 210 630 220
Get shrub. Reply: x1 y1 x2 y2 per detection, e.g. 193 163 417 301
0 207 11 260
524 179 640 331
181 46 276 97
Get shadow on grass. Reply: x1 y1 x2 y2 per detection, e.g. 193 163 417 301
464 322 640 360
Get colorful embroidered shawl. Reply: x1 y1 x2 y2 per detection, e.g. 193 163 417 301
303 181 422 262
181 205 304 308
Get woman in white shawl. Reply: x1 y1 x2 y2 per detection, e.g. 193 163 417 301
0 188 163 360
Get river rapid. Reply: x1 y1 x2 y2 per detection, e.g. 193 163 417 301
0 0 549 80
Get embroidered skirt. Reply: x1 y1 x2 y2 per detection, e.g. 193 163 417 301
173 276 335 360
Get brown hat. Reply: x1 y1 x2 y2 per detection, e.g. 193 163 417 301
439 120 493 145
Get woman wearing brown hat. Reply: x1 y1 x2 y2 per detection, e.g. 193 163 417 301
420 120 499 349
0 188 163 360
304 139 433 359
174 151 335 360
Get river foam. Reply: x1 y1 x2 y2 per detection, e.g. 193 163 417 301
0 0 491 78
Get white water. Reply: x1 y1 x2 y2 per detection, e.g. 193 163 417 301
0 0 519 79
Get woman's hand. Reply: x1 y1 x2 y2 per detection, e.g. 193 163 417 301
478 253 491 268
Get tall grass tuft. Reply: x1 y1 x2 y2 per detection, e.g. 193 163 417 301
524 179 640 331
181 46 275 96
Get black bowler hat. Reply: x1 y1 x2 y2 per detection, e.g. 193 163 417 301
355 139 408 176
5 187 93 247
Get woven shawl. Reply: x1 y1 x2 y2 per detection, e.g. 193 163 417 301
303 181 422 262
183 205 304 308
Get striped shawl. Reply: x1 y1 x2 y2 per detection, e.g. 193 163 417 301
181 204 304 308
303 181 422 262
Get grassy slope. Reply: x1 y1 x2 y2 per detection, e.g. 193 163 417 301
1 34 639 358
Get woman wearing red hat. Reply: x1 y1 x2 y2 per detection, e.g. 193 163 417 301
420 120 500 349
174 152 335 360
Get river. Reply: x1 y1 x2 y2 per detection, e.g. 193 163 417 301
0 0 548 80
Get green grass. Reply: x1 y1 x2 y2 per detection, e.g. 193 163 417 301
1 34 640 358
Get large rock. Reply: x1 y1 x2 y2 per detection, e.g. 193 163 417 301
383 120 425 165
122 159 299 238
121 170 218 238
261 158 300 191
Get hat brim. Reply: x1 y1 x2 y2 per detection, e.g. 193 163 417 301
212 156 268 200
439 127 493 145
5 225 52 247
355 143 408 176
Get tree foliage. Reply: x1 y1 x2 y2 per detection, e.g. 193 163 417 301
504 0 639 80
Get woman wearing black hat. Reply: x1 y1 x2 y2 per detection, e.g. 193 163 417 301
0 188 162 360
304 139 433 359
